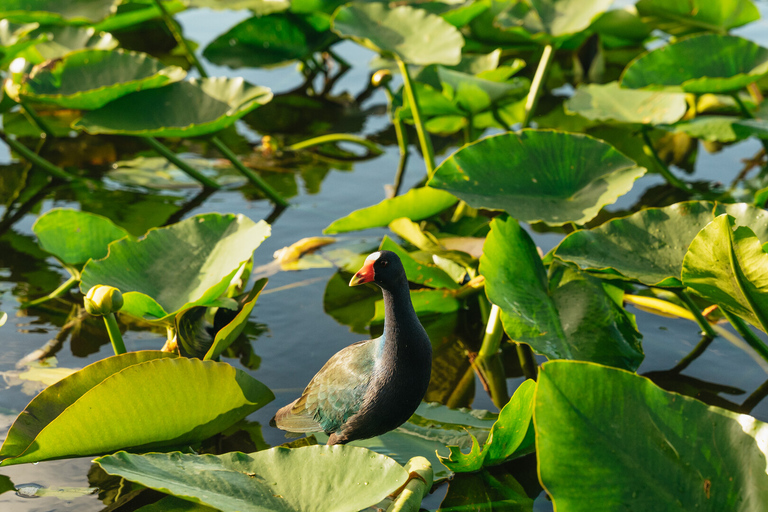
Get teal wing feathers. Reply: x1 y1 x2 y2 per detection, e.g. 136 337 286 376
274 338 378 434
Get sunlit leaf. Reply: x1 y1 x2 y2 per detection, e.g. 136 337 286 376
1 352 273 465
73 77 273 137
482 217 643 370
439 469 534 511
205 278 268 360
97 446 407 512
324 187 457 234
566 81 687 125
33 208 131 267
17 26 117 65
80 213 270 322
555 201 768 287
636 0 760 33
494 0 613 39
536 360 768 511
439 379 535 472
380 237 460 290
429 129 646 226
20 49 185 110
187 0 289 14
332 2 464 65
621 34 768 93
0 0 120 25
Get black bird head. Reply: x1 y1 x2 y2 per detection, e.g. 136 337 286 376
349 250 407 292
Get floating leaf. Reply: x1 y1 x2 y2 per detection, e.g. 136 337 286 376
0 0 120 25
203 13 335 69
621 34 768 93
439 379 535 472
323 271 378 333
373 289 461 322
671 115 742 142
555 201 768 287
482 217 643 370
494 0 613 39
429 129 646 226
332 2 464 65
80 213 270 322
380 236 459 290
536 360 768 511
19 26 117 65
73 78 273 137
566 81 687 125
324 187 457 234
439 470 534 511
205 278 268 360
33 208 131 267
96 446 407 512
636 0 760 33
188 0 289 14
20 49 185 110
682 214 768 333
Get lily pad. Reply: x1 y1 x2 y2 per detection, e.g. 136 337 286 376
18 26 117 65
494 0 613 39
682 214 768 333
73 77 273 137
203 12 335 69
324 187 457 234
636 0 760 33
19 49 185 110
332 2 464 65
1 352 274 466
96 446 407 512
620 34 768 93
428 129 646 226
439 379 535 472
33 208 131 267
0 0 120 25
80 213 271 322
566 81 688 125
380 236 459 290
188 0 289 14
481 217 644 370
554 201 768 287
536 360 768 511
671 115 742 142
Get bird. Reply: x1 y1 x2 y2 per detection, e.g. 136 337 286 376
271 250 432 445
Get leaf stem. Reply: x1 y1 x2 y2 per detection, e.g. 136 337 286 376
675 289 718 338
740 378 768 413
396 58 435 178
516 342 538 380
18 274 79 309
640 127 697 195
286 133 382 155
209 136 289 207
104 313 127 355
475 304 510 408
153 0 208 78
722 309 768 364
670 334 714 373
143 136 221 189
19 100 54 139
522 44 554 128
0 132 76 182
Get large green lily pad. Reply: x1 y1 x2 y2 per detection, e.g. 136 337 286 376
536 360 768 511
620 34 768 93
203 12 336 69
494 0 613 39
73 77 273 137
0 353 274 466
16 25 117 65
80 213 271 322
482 217 643 370
682 214 768 333
566 81 688 125
33 208 131 267
636 0 760 33
324 187 457 234
96 446 407 512
554 201 768 287
428 129 646 226
19 49 185 110
0 0 120 25
332 2 464 65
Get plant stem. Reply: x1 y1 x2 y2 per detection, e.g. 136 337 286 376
475 308 510 409
670 334 714 373
153 0 208 78
722 309 768 364
740 378 768 413
732 92 768 152
209 136 289 207
396 58 435 178
0 132 76 181
516 342 538 380
640 128 697 195
20 100 54 139
286 133 382 155
19 274 79 309
104 313 127 355
386 457 433 512
143 136 221 189
675 289 718 338
522 44 554 128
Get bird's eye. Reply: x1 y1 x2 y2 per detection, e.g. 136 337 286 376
380 260 388 267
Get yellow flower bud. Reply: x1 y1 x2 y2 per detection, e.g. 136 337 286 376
84 285 124 316
371 69 392 87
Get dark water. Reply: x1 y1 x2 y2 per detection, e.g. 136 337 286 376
1 4 768 511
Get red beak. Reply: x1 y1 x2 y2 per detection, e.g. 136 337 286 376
349 259 375 286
